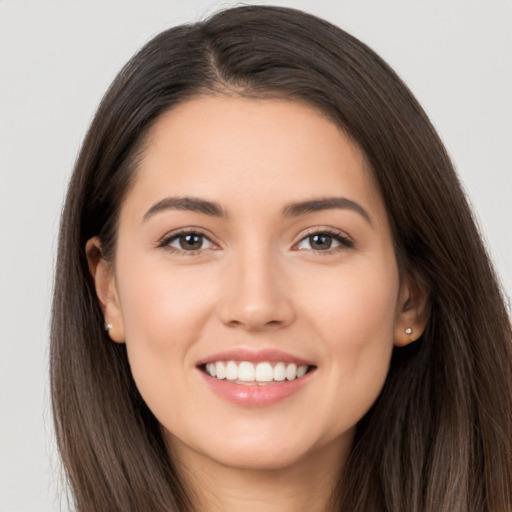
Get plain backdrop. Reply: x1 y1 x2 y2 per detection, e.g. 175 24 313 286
0 1 511 511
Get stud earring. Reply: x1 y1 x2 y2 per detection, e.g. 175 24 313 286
405 327 413 335
105 322 113 332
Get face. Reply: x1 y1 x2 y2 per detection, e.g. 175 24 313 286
90 96 425 474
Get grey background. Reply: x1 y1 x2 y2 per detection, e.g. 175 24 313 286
1 1 511 510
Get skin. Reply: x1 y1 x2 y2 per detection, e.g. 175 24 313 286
87 96 429 512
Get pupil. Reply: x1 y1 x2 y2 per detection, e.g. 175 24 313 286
180 234 202 250
310 234 332 250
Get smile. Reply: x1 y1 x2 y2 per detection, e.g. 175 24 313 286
204 360 310 384
197 349 316 406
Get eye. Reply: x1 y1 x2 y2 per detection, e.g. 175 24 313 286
295 231 353 252
161 231 216 253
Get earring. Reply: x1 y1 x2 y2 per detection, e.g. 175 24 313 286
105 322 113 332
405 327 413 335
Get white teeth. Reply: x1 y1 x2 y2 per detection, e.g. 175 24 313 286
215 361 226 379
286 363 297 381
297 365 308 378
206 363 216 377
255 362 273 382
226 361 238 380
204 360 310 383
238 361 255 382
273 362 286 381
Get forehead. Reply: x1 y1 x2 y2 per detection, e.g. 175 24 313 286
122 96 386 222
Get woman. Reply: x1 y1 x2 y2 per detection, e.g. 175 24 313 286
50 5 512 511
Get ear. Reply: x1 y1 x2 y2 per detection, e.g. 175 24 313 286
85 236 125 343
394 272 430 347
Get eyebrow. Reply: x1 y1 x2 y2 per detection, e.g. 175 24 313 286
283 197 373 226
143 195 372 226
143 196 227 221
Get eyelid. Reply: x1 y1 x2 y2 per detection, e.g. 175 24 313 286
156 226 353 254
292 227 354 251
157 227 219 252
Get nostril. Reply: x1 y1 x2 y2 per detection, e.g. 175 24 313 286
217 280 296 330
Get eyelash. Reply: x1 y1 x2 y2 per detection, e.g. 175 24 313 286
293 228 354 254
158 228 354 255
158 228 216 255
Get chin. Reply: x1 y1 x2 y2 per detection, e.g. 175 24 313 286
211 444 309 471
165 421 352 474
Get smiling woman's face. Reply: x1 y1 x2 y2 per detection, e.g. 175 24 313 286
90 96 425 474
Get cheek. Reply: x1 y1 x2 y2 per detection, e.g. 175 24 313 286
119 261 216 342
297 260 399 424
115 261 218 404
300 258 399 343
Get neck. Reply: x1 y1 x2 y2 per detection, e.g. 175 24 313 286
172 439 349 512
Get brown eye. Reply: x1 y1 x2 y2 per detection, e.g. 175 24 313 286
178 234 204 250
308 234 333 250
164 232 215 252
295 231 353 252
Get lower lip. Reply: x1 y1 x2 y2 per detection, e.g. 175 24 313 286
200 370 314 407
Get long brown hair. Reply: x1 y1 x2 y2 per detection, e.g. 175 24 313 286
51 5 512 511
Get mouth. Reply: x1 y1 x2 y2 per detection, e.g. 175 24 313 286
196 348 316 405
199 360 314 385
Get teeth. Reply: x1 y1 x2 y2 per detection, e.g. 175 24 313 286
274 363 286 382
286 363 297 381
215 361 226 379
273 362 286 381
206 362 216 377
239 361 255 382
226 361 238 380
205 360 309 383
297 365 308 378
255 362 273 382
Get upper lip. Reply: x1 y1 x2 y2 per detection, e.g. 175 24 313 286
196 348 315 367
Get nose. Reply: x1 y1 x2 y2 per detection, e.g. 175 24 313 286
218 248 295 332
